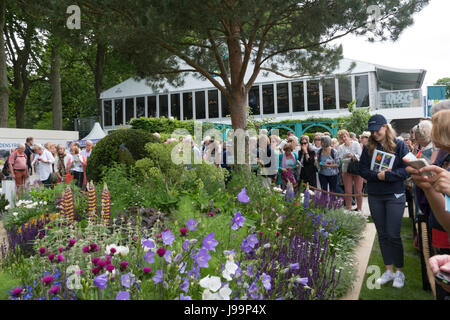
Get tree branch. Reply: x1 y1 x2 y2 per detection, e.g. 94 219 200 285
207 29 231 91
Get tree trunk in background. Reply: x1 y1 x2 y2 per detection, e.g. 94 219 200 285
50 44 62 130
95 40 106 126
0 0 8 127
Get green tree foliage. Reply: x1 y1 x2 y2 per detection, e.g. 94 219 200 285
339 100 371 136
69 0 428 133
86 129 159 182
435 77 450 99
130 117 215 137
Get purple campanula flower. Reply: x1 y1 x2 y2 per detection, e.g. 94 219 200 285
116 291 130 300
180 277 189 293
237 187 250 203
144 251 155 264
182 239 190 251
295 277 309 286
261 273 271 290
94 273 108 290
248 281 259 299
163 249 172 263
121 273 135 288
161 230 175 246
153 270 164 284
194 249 211 268
202 233 218 252
141 238 156 249
290 263 300 270
188 264 200 279
231 211 245 230
186 218 199 231
179 293 192 300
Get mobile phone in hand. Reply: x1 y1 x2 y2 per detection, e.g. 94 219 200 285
435 270 450 285
406 159 433 176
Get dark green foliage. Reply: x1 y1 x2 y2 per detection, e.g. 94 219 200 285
86 128 159 182
0 193 8 214
339 101 372 136
130 117 215 137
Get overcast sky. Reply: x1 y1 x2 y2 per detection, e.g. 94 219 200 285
333 0 449 88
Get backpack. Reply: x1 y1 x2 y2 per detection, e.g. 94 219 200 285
2 152 27 177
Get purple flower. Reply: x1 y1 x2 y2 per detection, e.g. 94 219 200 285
120 261 129 271
231 211 245 230
194 249 211 268
94 273 108 290
202 233 218 252
49 285 59 295
141 238 155 249
237 187 250 203
157 248 166 257
42 275 54 285
179 293 192 300
143 267 151 274
116 291 130 300
303 189 310 209
186 218 199 231
248 281 259 299
180 277 189 293
163 249 172 263
144 251 155 264
68 239 76 246
57 254 65 263
241 234 259 253
39 247 46 255
152 270 164 284
82 246 90 253
182 240 190 251
261 273 271 290
11 288 23 296
161 230 175 246
121 273 135 288
290 263 299 270
178 262 187 274
295 277 309 286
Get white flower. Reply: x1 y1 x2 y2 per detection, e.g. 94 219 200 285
263 243 271 249
117 246 130 256
218 285 232 300
12 212 18 217
199 275 221 292
202 289 221 300
273 187 283 193
5 205 10 210
105 244 119 255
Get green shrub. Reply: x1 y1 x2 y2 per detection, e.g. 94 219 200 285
129 117 215 137
86 128 159 182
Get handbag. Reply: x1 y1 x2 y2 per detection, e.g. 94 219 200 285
347 158 360 175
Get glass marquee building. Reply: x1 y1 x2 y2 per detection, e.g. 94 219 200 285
100 58 426 132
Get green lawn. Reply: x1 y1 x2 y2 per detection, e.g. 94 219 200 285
0 271 20 300
359 218 434 300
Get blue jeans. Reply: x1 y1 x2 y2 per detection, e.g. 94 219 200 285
368 193 406 268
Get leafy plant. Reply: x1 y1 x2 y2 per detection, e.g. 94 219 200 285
340 100 371 136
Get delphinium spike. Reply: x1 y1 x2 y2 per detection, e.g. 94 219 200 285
87 181 98 224
101 184 111 226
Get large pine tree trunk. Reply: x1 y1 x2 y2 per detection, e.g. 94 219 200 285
50 44 63 130
94 40 106 126
0 0 8 127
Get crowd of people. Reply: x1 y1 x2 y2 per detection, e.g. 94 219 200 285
1 137 94 196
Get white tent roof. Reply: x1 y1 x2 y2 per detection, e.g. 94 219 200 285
82 122 107 140
100 58 425 99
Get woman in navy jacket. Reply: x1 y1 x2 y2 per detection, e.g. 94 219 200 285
359 115 410 289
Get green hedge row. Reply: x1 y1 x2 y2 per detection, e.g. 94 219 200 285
129 117 215 136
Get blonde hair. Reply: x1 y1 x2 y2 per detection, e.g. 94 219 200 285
337 129 349 143
431 109 450 148
367 124 397 155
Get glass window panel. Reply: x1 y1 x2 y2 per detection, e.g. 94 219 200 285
262 84 274 114
277 83 289 113
104 100 112 126
114 100 123 126
147 96 156 117
307 80 320 111
355 75 370 108
338 76 352 109
195 91 205 119
126 98 134 123
136 97 145 118
248 86 260 116
159 95 168 118
323 79 336 110
208 90 219 118
171 93 180 120
183 92 193 120
292 81 304 112
221 93 230 117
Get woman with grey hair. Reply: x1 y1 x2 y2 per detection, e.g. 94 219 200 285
31 143 55 188
413 119 434 160
317 135 339 192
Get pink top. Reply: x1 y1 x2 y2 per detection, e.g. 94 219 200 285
10 152 28 170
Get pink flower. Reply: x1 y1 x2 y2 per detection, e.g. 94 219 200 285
120 261 129 271
106 265 115 272
92 257 100 265
97 260 107 268
57 254 65 262
58 247 64 253
39 247 46 255
92 267 101 275
90 243 99 252
208 212 214 217
180 228 187 236
110 248 117 254
143 267 151 274
157 248 166 257
68 239 76 246
48 253 55 261
276 232 280 237
42 275 54 284
11 287 23 296
82 246 90 253
49 285 59 295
